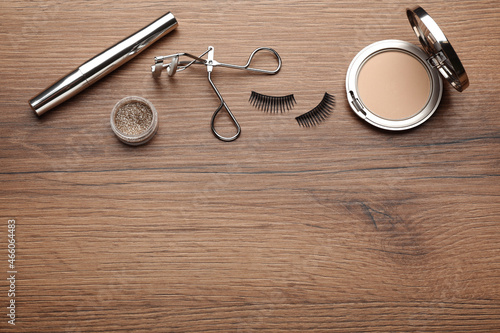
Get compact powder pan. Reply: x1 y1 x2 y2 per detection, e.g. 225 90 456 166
357 51 431 120
346 6 469 130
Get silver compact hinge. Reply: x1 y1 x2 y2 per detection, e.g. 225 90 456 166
349 91 367 118
427 50 447 68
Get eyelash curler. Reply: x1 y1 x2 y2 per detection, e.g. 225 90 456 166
152 46 282 141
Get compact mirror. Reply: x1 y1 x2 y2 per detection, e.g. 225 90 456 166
346 6 469 131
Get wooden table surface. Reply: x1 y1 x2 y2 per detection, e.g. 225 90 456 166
1 0 499 331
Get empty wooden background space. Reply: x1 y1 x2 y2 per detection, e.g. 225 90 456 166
1 0 499 331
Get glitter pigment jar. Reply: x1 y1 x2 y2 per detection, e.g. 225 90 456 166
110 96 158 145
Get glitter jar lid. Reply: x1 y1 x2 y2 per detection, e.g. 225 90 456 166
110 96 158 146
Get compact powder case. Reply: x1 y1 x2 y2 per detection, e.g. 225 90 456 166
346 6 469 130
110 96 159 146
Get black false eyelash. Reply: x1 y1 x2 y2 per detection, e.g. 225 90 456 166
249 91 296 113
295 92 335 127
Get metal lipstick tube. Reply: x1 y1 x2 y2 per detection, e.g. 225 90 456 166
29 12 178 116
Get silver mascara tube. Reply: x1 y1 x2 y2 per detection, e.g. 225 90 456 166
29 12 178 116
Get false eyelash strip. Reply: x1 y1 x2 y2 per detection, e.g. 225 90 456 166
295 92 335 127
249 91 296 113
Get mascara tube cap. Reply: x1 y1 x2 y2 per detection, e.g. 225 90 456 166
29 69 89 115
29 12 178 116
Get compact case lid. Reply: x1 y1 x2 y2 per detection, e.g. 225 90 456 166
407 6 469 92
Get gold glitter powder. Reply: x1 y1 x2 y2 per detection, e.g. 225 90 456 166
111 96 158 146
114 102 153 136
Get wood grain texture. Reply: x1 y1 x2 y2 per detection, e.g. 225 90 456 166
1 0 500 331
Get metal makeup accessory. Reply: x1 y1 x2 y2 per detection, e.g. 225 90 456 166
110 96 158 146
29 12 178 116
151 46 282 141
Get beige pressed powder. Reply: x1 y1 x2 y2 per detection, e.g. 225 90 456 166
357 51 431 120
